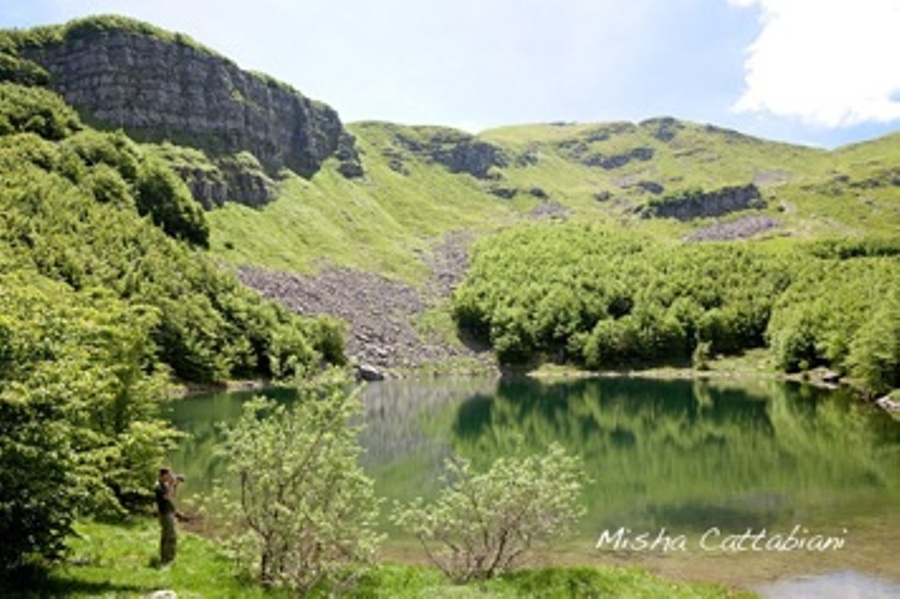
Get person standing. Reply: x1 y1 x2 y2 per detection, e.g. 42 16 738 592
155 467 180 565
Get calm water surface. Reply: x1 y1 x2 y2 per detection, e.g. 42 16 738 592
167 376 900 591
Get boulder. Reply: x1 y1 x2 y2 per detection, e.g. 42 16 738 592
357 363 385 382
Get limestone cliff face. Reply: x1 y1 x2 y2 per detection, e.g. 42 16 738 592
22 26 362 203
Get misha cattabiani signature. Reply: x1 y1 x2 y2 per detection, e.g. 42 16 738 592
596 525 849 553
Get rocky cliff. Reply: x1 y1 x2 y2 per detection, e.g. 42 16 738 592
16 17 362 206
394 127 508 179
640 184 766 220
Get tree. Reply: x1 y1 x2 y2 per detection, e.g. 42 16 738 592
0 274 177 579
847 301 900 394
215 374 381 595
391 443 584 582
135 156 209 247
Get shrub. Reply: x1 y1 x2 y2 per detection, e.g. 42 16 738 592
135 156 210 247
847 301 900 394
392 443 584 582
215 375 381 595
0 82 80 139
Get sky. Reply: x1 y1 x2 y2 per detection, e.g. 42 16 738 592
2 0 899 148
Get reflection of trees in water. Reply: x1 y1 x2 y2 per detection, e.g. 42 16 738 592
167 378 899 535
169 379 500 503
450 377 900 532
167 388 298 499
358 378 497 501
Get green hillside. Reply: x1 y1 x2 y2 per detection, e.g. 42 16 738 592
206 118 900 283
201 117 899 396
2 15 897 385
208 123 521 280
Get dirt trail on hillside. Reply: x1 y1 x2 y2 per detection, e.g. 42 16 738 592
237 232 492 374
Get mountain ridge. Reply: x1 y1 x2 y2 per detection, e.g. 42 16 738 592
3 15 900 378
2 14 363 207
5 16 898 285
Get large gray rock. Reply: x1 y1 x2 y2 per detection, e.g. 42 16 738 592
22 23 362 186
357 364 385 382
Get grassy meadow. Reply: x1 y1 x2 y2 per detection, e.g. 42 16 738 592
11 520 753 598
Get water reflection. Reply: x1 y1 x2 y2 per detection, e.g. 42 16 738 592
447 377 899 534
167 376 899 545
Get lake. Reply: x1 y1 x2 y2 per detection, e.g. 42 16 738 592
167 376 900 592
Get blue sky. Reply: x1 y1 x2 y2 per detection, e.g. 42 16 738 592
3 0 899 148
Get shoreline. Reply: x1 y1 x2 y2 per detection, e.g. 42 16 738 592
166 354 898 414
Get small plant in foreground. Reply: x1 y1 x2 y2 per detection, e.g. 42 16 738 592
392 443 585 582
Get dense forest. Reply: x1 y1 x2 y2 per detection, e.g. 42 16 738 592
452 223 900 395
0 81 344 576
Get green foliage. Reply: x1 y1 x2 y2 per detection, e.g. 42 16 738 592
136 155 210 247
807 236 900 260
0 51 50 85
846 298 900 394
454 223 788 368
0 85 344 383
392 443 584 582
83 162 133 207
0 273 177 578
453 222 899 394
0 77 348 581
0 82 80 139
215 375 381 595
63 129 142 183
2 15 224 62
767 257 900 388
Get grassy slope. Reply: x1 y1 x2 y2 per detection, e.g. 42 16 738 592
32 520 752 598
208 123 523 282
208 118 900 281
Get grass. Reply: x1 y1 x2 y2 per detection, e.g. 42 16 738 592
207 124 522 282
8 520 754 598
355 564 755 598
10 520 280 598
204 118 900 283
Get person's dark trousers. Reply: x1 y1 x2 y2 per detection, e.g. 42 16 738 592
159 512 177 564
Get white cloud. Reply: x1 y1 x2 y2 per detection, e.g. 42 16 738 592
730 0 900 127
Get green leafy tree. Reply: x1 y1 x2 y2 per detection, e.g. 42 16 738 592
135 156 210 247
392 443 585 582
847 300 900 394
0 113 343 384
0 82 80 139
216 374 381 595
0 274 177 578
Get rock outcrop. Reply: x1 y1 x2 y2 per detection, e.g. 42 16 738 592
18 17 362 206
640 117 685 142
394 128 507 179
581 146 655 170
640 184 766 221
